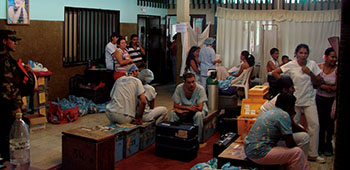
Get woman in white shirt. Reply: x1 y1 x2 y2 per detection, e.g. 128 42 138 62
272 43 325 163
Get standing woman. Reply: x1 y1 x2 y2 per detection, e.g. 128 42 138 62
185 46 201 82
272 43 325 163
316 47 337 156
199 37 221 89
113 37 133 81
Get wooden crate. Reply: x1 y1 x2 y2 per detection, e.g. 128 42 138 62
201 110 218 143
24 113 47 132
105 124 140 158
62 127 116 170
139 121 156 150
123 126 140 158
104 125 125 162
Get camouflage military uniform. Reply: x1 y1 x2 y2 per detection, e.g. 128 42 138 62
0 51 27 160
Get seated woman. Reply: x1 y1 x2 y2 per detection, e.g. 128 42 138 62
218 51 255 91
113 37 134 81
185 46 201 82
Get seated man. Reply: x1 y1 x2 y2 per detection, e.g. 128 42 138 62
167 73 208 142
244 93 310 170
105 64 146 125
137 69 168 124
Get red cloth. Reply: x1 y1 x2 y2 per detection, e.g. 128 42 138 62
33 70 52 77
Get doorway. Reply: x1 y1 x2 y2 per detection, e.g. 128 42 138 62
137 15 166 84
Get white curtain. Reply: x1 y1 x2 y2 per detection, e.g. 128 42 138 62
180 23 210 76
261 25 278 83
279 21 340 63
216 7 340 84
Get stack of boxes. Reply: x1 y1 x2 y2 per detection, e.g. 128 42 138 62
237 86 268 139
23 75 50 132
105 121 156 162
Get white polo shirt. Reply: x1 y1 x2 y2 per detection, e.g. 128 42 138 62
280 59 321 106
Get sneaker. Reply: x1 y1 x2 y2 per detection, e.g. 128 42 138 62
308 156 326 164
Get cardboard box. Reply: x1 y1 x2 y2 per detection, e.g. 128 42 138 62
24 113 47 132
62 127 116 170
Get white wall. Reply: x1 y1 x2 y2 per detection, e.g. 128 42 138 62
0 0 168 23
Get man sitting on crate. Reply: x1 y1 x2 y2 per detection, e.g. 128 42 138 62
166 72 208 142
105 64 146 125
244 93 310 170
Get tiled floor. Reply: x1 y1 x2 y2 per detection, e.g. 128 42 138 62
29 83 335 170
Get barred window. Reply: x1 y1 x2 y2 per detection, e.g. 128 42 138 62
64 7 120 66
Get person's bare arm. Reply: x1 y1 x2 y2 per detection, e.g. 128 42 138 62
301 66 323 89
132 93 146 125
267 61 277 73
113 50 133 65
150 99 155 109
272 67 283 80
137 42 146 56
190 60 200 74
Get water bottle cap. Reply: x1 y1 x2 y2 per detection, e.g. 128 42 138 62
15 112 22 118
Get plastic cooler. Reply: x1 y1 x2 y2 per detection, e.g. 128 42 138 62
237 98 267 137
248 85 269 100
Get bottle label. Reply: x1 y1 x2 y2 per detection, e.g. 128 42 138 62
9 139 30 151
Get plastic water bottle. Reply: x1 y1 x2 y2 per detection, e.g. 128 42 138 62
9 113 30 170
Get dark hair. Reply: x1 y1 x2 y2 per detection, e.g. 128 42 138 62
241 51 255 67
270 48 279 55
130 34 138 40
172 33 178 41
111 32 121 40
282 55 289 60
277 76 294 93
275 93 297 112
185 46 200 72
183 72 195 81
129 34 138 46
324 47 335 56
117 37 126 45
294 43 309 55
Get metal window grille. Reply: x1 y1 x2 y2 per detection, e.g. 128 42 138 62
64 7 120 66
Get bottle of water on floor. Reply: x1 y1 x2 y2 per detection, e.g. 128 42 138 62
9 113 30 170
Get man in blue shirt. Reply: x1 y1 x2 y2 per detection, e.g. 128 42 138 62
166 72 208 142
244 93 310 170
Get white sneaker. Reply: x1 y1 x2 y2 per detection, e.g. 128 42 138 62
308 156 326 164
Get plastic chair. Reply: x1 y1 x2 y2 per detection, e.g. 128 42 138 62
229 67 254 99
